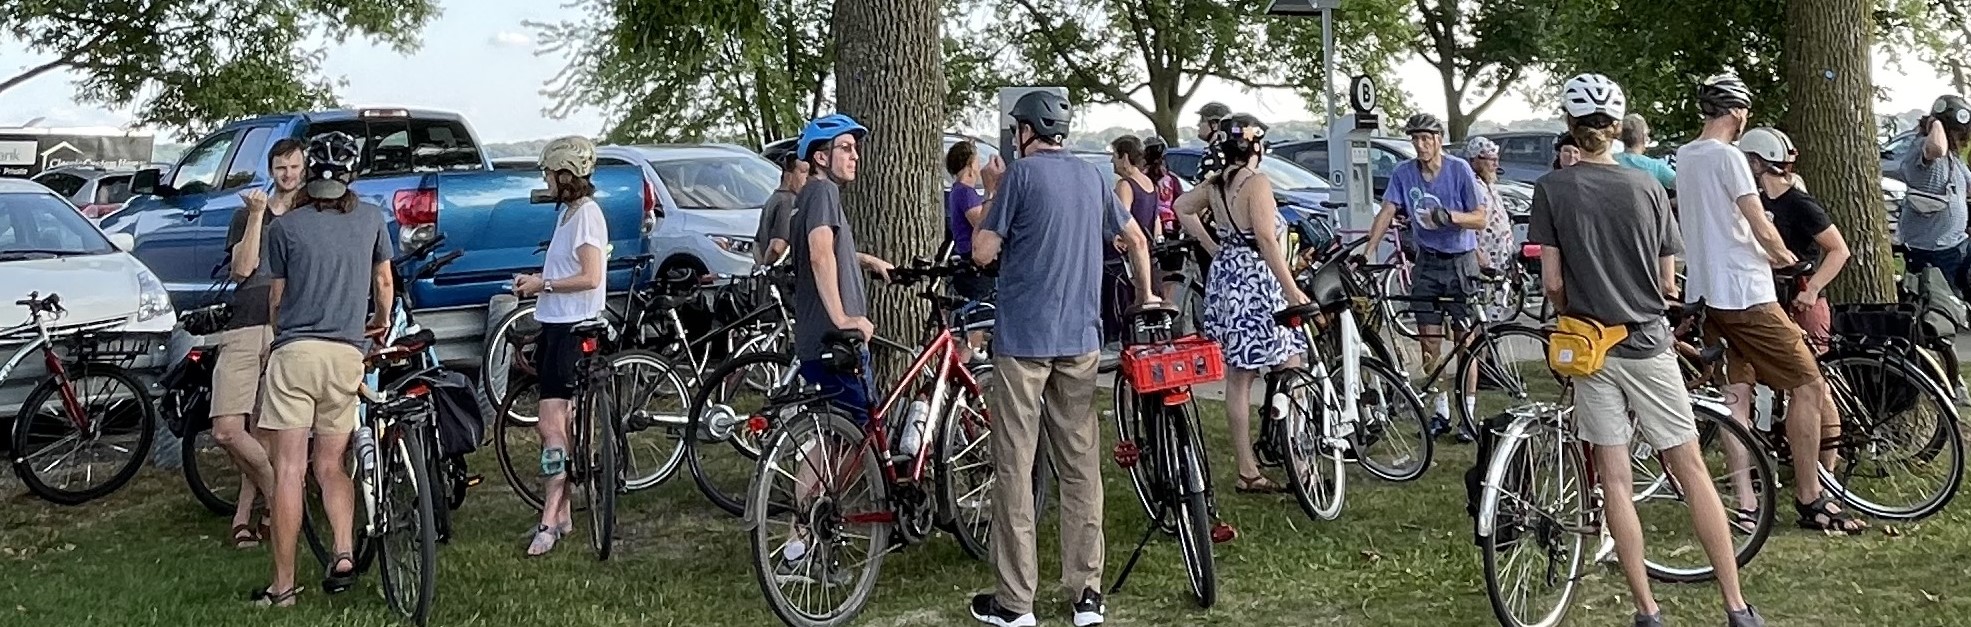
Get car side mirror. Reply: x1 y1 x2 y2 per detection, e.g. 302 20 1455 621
108 232 135 252
530 188 553 204
131 167 174 198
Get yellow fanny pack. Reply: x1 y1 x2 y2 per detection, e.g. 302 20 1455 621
1547 315 1630 378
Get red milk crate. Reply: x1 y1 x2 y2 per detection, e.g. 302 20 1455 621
1119 335 1226 394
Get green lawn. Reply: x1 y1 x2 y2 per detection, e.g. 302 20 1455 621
4 390 1968 627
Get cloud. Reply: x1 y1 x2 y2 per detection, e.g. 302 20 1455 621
489 31 533 48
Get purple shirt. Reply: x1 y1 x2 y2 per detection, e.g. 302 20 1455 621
1383 155 1485 254
947 184 982 255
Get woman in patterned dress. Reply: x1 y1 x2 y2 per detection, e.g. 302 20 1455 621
1465 137 1514 273
1175 113 1310 493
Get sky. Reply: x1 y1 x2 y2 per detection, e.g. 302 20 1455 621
0 0 1956 143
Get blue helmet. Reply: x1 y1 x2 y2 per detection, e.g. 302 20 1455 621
797 114 869 161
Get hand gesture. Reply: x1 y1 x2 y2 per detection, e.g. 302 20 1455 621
983 156 1006 192
513 274 544 297
240 189 268 212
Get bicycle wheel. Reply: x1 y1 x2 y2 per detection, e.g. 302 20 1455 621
1457 325 1562 440
688 351 796 516
1376 264 1421 339
1172 410 1217 608
1278 367 1345 521
494 377 560 512
1480 410 1587 627
10 367 154 505
1819 349 1964 520
181 426 247 516
481 302 538 423
747 409 889 627
1354 357 1433 482
609 350 690 492
1110 375 1169 530
936 375 995 562
586 383 620 561
379 426 439 626
1629 401 1777 583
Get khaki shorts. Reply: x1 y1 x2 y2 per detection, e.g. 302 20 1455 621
1574 351 1701 450
209 325 274 418
1703 302 1819 390
258 340 365 435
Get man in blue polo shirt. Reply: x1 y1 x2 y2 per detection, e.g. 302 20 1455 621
1361 112 1492 439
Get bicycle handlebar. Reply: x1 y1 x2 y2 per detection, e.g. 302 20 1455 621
14 292 62 316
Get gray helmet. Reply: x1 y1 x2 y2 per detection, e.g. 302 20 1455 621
1196 102 1232 121
1697 74 1753 116
1934 94 1971 129
1011 91 1072 142
1403 113 1444 136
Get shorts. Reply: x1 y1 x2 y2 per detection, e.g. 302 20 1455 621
1573 351 1700 450
1410 250 1479 326
258 340 364 435
799 352 874 426
1790 294 1831 354
535 322 586 401
210 325 273 418
1703 302 1820 390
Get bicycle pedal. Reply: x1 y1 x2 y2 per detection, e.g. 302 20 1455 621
464 475 484 488
1210 522 1238 544
1112 440 1141 468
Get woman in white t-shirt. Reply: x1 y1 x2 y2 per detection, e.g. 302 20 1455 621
511 136 609 556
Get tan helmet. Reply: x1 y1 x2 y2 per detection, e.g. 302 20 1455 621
1739 127 1797 166
540 135 597 178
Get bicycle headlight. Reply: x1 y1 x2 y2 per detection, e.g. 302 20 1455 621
134 265 172 322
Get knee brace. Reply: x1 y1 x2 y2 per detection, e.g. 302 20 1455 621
539 447 567 478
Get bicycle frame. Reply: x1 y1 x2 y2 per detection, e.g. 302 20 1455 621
0 311 102 432
868 324 981 486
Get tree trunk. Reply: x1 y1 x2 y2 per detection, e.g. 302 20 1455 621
832 0 947 343
1782 0 1895 304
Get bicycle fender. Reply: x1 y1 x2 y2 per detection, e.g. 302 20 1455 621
1474 417 1540 539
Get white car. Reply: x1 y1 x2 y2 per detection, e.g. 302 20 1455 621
0 178 175 419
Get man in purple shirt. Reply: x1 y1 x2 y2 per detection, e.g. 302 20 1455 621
1361 112 1492 439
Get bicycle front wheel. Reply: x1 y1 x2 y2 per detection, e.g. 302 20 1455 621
1355 357 1433 482
1480 414 1587 627
379 426 439 626
10 367 155 505
493 377 561 512
181 426 246 516
747 409 889 627
608 349 690 492
936 373 995 562
586 384 620 561
1820 349 1964 520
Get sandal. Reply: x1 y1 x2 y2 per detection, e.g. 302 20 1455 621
230 524 261 549
526 524 566 557
1728 508 1760 535
1235 475 1288 494
1794 496 1867 535
249 585 304 608
322 553 358 594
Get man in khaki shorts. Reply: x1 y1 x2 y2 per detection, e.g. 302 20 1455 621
209 138 306 549
253 132 394 607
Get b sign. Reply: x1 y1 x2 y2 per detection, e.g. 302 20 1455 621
1349 75 1378 114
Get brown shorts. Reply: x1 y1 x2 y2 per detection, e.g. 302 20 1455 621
209 325 273 418
1703 302 1820 390
258 340 364 435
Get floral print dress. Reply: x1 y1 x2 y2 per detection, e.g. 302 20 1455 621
1200 171 1309 370
1476 182 1514 270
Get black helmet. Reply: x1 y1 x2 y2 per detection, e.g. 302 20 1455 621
1697 73 1753 116
1214 113 1269 160
1403 113 1444 136
305 131 360 200
1011 91 1072 143
1934 94 1971 129
1196 102 1232 121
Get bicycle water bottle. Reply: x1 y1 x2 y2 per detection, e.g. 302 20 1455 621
355 427 379 473
1267 391 1290 420
898 400 931 454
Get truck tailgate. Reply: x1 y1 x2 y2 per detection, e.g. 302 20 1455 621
409 164 647 309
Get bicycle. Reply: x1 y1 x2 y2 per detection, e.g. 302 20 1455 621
741 256 1002 626
1106 302 1228 608
7 291 158 505
368 236 479 543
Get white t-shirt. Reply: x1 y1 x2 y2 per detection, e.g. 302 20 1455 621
1675 138 1776 310
536 198 609 324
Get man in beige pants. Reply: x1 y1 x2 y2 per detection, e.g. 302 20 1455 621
970 91 1157 627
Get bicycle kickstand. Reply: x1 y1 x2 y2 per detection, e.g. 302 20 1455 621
1106 507 1168 596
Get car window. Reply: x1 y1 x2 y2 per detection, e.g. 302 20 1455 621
648 155 780 210
1258 157 1330 190
1371 147 1404 178
1168 153 1202 181
0 193 114 254
95 175 134 205
33 173 86 199
1498 137 1551 165
1882 133 1914 158
171 131 241 195
939 137 998 188
219 126 276 191
309 118 484 176
1288 142 1333 179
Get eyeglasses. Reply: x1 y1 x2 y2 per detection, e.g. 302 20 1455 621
831 142 859 155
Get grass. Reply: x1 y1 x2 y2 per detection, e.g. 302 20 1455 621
4 384 1970 627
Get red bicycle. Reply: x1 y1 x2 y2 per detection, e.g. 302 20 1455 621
7 291 158 505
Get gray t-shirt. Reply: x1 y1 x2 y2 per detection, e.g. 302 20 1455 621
224 207 277 329
790 179 867 361
1526 163 1681 358
264 203 393 350
754 189 797 263
1897 146 1970 251
983 149 1131 359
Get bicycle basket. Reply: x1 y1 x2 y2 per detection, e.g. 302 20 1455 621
1831 303 1917 341
426 370 485 458
1119 335 1225 394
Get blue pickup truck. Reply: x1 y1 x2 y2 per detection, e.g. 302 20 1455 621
99 108 657 365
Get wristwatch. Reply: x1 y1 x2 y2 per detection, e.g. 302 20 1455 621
543 279 556 294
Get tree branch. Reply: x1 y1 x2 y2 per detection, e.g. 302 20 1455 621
1467 64 1525 121
0 29 115 96
1008 0 1153 119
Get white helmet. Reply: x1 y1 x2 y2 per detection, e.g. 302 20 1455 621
1561 73 1626 120
540 135 598 178
1739 127 1797 165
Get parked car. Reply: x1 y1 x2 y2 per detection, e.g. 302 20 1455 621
1269 137 1414 197
1881 130 1919 183
30 165 139 220
1159 147 1336 221
0 178 175 442
600 144 786 279
98 107 654 365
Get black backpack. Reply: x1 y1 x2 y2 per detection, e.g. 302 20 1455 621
426 370 486 458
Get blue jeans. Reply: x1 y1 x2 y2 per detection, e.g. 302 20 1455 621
799 351 874 426
1906 240 1970 295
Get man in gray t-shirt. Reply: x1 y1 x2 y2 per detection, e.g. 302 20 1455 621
1899 99 1971 293
264 203 393 350
753 154 807 265
1527 163 1681 358
787 115 892 429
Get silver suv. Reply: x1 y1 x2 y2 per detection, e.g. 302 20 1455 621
30 165 142 220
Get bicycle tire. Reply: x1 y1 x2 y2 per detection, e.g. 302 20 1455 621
1354 357 1433 482
494 377 554 512
607 349 690 492
181 426 244 516
379 426 439 626
687 351 794 517
1456 325 1561 442
1173 413 1216 608
747 410 889 627
9 366 154 505
936 377 994 562
587 383 620 561
1275 367 1344 521
428 430 454 545
1110 375 1171 531
1376 264 1422 339
1637 403 1776 584
480 302 538 423
1479 416 1586 627
1819 349 1964 521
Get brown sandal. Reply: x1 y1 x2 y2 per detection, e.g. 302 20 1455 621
230 524 261 549
1235 475 1288 494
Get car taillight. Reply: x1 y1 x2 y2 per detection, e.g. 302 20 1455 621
393 188 437 226
187 348 205 362
641 177 659 234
